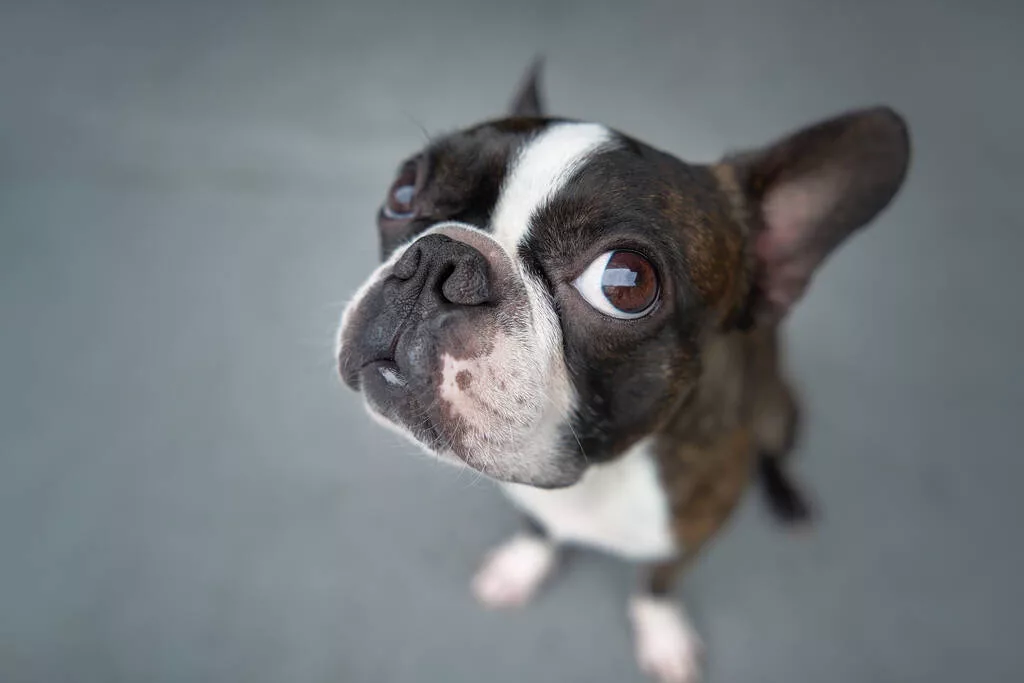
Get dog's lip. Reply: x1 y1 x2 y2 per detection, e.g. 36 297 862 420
361 359 408 387
357 359 444 449
340 320 410 391
339 356 402 392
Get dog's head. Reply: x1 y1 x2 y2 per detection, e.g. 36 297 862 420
337 62 910 487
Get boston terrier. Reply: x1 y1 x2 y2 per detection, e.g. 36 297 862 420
336 61 910 682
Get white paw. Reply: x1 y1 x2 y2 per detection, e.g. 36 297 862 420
629 596 703 683
471 534 556 608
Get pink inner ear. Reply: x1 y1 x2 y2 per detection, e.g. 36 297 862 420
757 173 843 312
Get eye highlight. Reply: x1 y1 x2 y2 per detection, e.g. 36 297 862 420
573 250 659 319
382 162 419 220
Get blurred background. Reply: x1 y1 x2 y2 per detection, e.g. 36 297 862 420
2 1 1022 681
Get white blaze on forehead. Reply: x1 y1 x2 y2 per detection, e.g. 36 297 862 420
490 122 614 253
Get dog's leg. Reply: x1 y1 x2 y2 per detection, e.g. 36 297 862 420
471 517 557 608
630 560 703 683
630 508 737 683
747 328 813 524
634 429 754 683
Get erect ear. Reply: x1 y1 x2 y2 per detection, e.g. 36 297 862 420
722 106 911 324
508 57 545 117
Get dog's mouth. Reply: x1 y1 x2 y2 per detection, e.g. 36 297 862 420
355 353 447 449
339 322 586 488
370 360 408 388
344 357 397 391
347 344 408 392
341 311 413 392
354 357 409 391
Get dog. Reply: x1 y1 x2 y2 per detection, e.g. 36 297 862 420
336 61 910 682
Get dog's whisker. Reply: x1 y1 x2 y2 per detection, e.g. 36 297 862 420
565 415 589 466
400 110 436 145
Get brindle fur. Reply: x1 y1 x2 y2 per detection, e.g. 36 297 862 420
641 323 803 593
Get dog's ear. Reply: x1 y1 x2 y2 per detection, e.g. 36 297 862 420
508 57 545 117
722 107 911 324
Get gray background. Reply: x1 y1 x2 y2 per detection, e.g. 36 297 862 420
2 1 1022 682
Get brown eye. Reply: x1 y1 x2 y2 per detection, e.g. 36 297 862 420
573 249 659 319
383 163 418 219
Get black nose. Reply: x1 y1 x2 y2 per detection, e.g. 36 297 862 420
390 233 493 307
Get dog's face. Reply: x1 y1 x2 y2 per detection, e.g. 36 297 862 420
337 64 909 488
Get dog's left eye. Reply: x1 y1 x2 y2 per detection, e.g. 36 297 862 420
382 163 419 220
573 250 659 319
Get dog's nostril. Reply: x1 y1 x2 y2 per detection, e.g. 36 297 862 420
442 256 491 306
392 245 421 280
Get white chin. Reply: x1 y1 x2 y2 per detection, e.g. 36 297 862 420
366 403 585 488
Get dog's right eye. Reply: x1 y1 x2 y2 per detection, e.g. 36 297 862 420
382 163 419 220
573 250 659 320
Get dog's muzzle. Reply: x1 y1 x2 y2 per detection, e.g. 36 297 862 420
336 224 581 487
339 233 495 392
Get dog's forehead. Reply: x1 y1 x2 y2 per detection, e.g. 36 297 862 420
422 118 723 282
426 120 620 245
488 122 616 254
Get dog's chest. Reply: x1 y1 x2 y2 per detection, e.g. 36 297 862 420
500 439 677 560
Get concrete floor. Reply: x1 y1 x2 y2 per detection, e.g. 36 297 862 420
2 1 1022 681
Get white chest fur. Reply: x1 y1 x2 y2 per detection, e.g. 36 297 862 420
499 439 678 561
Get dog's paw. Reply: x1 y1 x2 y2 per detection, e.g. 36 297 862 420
629 596 703 683
471 534 556 608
